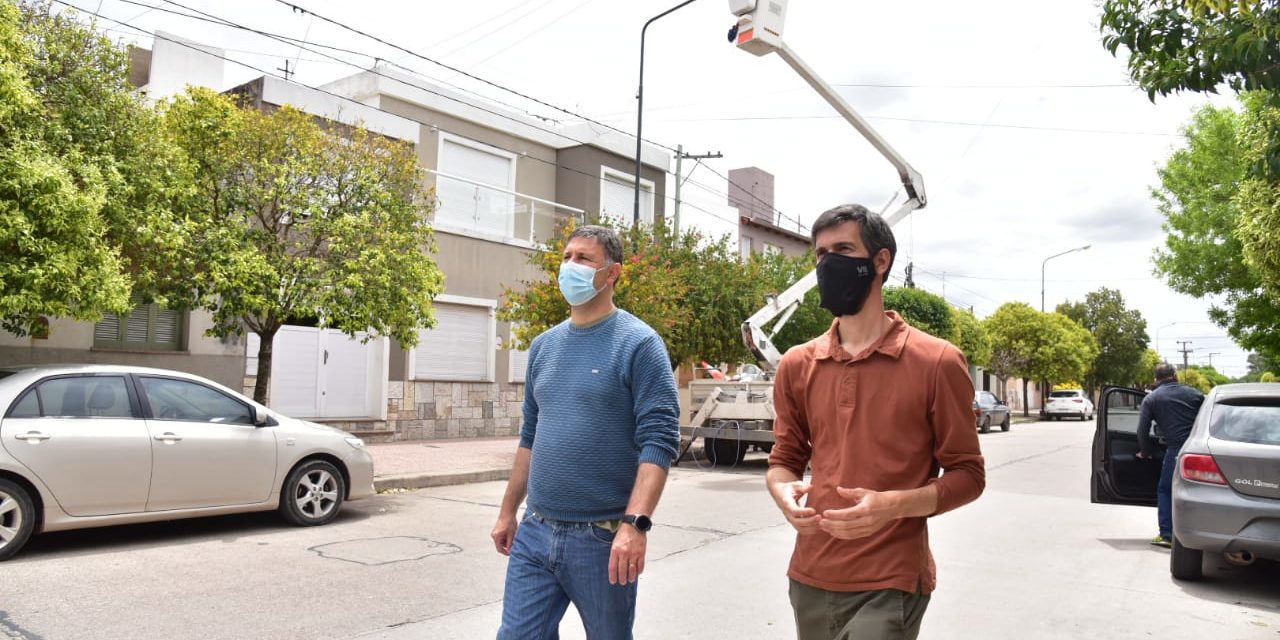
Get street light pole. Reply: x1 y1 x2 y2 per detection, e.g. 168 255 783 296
634 0 698 227
1041 244 1091 312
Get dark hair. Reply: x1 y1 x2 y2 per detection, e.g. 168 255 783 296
568 225 623 264
810 204 896 283
1155 362 1178 382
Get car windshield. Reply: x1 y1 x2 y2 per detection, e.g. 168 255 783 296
1050 391 1080 398
1211 402 1280 446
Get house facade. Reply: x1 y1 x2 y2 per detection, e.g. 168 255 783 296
728 166 810 258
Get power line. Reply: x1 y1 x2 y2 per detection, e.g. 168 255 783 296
833 82 1135 90
651 114 1179 137
271 0 682 154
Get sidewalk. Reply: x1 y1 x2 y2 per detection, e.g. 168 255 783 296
367 436 519 492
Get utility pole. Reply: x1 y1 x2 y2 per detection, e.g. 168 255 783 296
1177 341 1193 370
1207 352 1221 369
672 146 721 236
904 261 915 288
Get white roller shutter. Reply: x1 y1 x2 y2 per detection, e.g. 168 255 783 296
601 171 653 225
414 303 493 381
509 349 529 383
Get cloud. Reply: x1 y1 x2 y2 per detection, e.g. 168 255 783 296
1070 196 1164 244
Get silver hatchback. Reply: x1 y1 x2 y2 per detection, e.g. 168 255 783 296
1092 383 1280 581
0 364 375 560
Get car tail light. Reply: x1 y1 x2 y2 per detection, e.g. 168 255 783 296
1181 454 1227 485
1072 399 1083 403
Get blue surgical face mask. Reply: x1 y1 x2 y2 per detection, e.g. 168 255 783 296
558 260 608 307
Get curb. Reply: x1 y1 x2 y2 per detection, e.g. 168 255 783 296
374 468 511 492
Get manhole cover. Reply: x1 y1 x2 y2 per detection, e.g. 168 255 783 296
310 536 461 566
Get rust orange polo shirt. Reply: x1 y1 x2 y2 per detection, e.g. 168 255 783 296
768 311 985 594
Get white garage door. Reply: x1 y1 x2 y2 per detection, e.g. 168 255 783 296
247 327 388 419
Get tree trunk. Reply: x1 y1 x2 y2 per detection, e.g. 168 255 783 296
253 326 279 405
1022 378 1030 417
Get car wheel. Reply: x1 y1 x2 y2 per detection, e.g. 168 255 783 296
1170 536 1204 581
979 416 991 434
0 479 36 562
279 460 346 526
1000 414 1011 432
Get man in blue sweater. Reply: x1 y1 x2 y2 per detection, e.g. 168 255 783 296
491 225 681 639
1136 362 1205 548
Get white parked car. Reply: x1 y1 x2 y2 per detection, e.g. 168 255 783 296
0 364 375 561
1045 389 1094 421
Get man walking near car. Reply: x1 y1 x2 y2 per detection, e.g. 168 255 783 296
1136 362 1206 548
490 225 681 640
767 204 986 640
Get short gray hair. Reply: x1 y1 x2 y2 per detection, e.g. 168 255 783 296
810 204 896 283
569 225 623 264
1155 362 1178 382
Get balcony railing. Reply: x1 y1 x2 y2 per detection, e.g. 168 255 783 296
427 169 584 246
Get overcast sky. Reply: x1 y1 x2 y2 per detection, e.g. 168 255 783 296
70 0 1254 376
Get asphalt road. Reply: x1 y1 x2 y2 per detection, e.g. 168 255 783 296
2 420 1277 639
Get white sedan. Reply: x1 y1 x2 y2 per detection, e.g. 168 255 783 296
0 364 375 560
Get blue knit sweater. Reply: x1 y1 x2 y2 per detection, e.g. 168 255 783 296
520 309 681 522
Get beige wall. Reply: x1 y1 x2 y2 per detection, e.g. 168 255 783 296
740 224 811 258
556 145 667 222
0 311 243 389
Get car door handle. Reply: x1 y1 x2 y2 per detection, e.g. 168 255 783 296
153 432 183 443
14 431 51 443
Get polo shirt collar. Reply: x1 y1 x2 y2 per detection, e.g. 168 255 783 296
814 311 909 362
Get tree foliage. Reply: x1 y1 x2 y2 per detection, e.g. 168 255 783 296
1100 0 1280 99
1152 100 1280 365
500 219 831 368
883 286 953 340
160 88 443 402
1057 287 1150 394
984 302 1100 415
0 1 186 335
949 306 991 368
1179 367 1214 393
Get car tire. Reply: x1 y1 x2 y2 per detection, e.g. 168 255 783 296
0 479 36 562
1000 414 1011 432
279 460 346 527
704 437 747 466
979 416 991 434
1170 536 1204 581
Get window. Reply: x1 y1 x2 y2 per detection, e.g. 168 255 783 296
1212 403 1280 445
412 299 495 382
140 377 253 424
435 134 517 236
23 376 133 418
94 296 183 351
600 167 654 226
739 236 753 260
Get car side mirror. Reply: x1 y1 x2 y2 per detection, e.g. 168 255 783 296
252 405 270 427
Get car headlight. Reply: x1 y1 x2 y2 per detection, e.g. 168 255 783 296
345 437 366 449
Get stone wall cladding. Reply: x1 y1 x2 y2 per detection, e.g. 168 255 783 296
314 381 525 442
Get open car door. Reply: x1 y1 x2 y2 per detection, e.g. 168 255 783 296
1090 386 1162 506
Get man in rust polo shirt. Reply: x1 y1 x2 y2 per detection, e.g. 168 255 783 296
767 203 986 640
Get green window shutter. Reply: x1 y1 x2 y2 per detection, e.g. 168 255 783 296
93 297 185 351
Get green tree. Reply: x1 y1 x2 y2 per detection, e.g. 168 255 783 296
884 286 953 339
0 1 187 335
1187 364 1230 387
160 88 444 403
1137 348 1163 386
1261 372 1278 383
949 306 992 368
985 303 1100 416
1180 367 1214 393
1100 0 1280 99
1057 288 1150 395
1152 101 1280 365
755 250 830 355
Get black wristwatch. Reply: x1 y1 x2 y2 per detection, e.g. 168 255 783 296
621 514 652 533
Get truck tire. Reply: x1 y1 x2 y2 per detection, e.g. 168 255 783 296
704 437 747 466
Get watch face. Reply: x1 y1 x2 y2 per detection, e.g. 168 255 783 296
628 514 652 532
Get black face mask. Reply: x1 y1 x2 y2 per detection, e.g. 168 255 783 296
817 253 878 317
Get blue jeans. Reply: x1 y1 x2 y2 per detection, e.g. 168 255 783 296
1157 447 1179 540
497 511 637 640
